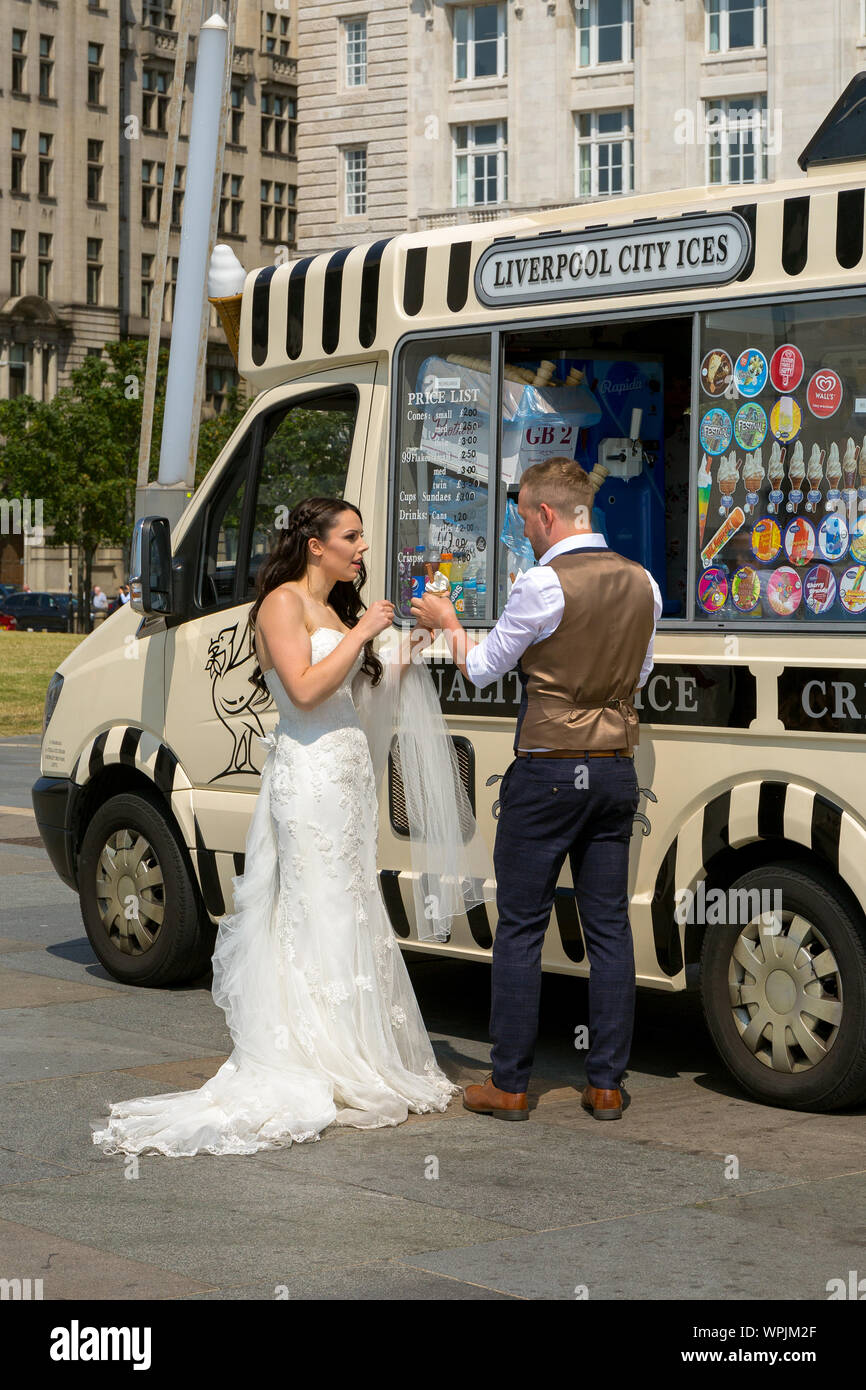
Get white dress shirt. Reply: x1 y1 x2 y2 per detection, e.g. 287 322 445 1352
464 533 662 750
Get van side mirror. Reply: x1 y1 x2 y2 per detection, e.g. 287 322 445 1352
130 516 174 616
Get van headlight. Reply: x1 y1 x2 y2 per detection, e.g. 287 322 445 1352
43 671 64 737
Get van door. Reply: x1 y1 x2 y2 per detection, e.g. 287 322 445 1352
163 363 377 903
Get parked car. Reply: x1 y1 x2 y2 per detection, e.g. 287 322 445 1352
0 591 72 632
0 610 16 631
0 583 19 599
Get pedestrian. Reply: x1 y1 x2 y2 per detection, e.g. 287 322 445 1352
411 456 661 1122
119 583 131 605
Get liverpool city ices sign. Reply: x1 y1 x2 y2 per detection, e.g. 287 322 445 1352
474 213 751 308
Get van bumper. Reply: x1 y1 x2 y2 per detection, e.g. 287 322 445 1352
31 776 79 891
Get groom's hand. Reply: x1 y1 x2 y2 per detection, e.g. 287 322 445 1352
410 593 455 631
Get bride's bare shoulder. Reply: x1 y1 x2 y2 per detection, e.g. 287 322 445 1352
259 583 311 631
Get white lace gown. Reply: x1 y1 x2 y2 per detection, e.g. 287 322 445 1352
91 627 459 1157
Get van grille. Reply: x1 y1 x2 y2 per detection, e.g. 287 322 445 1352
388 735 476 842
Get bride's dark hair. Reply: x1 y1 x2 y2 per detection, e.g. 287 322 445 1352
247 496 383 697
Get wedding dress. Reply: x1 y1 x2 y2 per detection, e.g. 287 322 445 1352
91 626 494 1157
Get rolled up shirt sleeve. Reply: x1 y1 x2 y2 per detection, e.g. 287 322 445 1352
637 570 663 689
464 568 564 689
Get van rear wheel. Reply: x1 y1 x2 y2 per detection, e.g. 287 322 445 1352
700 863 866 1111
78 789 214 986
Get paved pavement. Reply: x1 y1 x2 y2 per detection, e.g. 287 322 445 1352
1 734 864 1302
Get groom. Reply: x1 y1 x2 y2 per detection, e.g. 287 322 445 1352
411 458 660 1121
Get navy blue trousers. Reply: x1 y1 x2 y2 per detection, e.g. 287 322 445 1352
490 753 640 1093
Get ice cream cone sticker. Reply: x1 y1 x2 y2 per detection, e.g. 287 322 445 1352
743 447 764 515
717 452 739 516
805 444 825 513
859 434 866 501
698 454 712 543
786 440 805 514
767 442 785 515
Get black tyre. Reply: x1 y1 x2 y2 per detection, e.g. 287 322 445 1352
78 788 214 986
700 862 866 1111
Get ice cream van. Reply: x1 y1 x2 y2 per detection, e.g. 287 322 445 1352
32 81 866 1111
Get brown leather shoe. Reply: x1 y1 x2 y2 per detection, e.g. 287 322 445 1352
462 1075 528 1121
580 1085 623 1120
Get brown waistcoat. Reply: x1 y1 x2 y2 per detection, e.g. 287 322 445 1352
517 549 656 753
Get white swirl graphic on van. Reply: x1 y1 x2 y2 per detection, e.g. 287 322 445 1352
205 624 272 780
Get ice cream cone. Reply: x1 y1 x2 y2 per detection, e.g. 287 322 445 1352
589 463 609 495
209 292 243 363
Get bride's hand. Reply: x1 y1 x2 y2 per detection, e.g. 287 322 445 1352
355 599 395 641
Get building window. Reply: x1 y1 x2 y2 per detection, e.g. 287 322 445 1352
260 179 289 242
219 173 243 236
38 133 53 197
230 84 245 144
164 256 178 320
86 237 102 305
344 147 367 216
707 0 766 53
11 230 25 297
11 129 26 195
262 9 290 56
12 29 27 95
206 364 238 415
454 122 508 206
577 0 633 68
141 160 164 221
9 345 27 399
171 165 184 226
141 253 154 318
454 4 507 81
87 42 104 105
344 18 367 87
87 139 103 202
38 232 52 298
706 95 768 184
144 2 176 27
576 108 634 196
142 67 170 131
261 90 295 154
39 34 54 99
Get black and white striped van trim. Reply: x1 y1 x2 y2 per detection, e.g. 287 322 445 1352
651 779 855 979
71 725 191 795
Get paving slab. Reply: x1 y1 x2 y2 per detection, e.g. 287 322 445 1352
401 1173 857 1300
255 1112 790 1232
537 1080 866 1180
0 1006 220 1085
0 1217 216 1300
183 1261 516 1300
0 1146 78 1184
49 991 235 1054
0 968 119 1010
0 1165 525 1288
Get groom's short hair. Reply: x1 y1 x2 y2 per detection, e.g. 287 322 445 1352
519 457 595 525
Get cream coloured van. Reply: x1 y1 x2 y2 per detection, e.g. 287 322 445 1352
33 85 866 1112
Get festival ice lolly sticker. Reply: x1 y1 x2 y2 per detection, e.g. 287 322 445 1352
701 505 745 568
734 402 767 451
700 407 733 456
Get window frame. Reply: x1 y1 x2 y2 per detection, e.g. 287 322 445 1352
344 145 367 217
343 16 368 88
574 107 634 199
576 0 634 70
706 0 767 55
388 284 866 634
705 94 768 186
453 2 507 82
194 384 362 614
453 120 508 208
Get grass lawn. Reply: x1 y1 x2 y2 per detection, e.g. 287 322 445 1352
0 632 86 737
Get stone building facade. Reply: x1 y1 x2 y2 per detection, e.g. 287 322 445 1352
0 0 298 593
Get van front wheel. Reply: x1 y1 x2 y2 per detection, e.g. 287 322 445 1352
700 863 866 1111
78 790 214 986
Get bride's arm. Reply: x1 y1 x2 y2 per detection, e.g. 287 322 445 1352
257 588 392 711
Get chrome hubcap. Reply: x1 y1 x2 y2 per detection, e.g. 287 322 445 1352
94 829 165 956
729 911 842 1072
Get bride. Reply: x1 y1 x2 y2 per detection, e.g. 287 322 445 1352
91 496 494 1156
